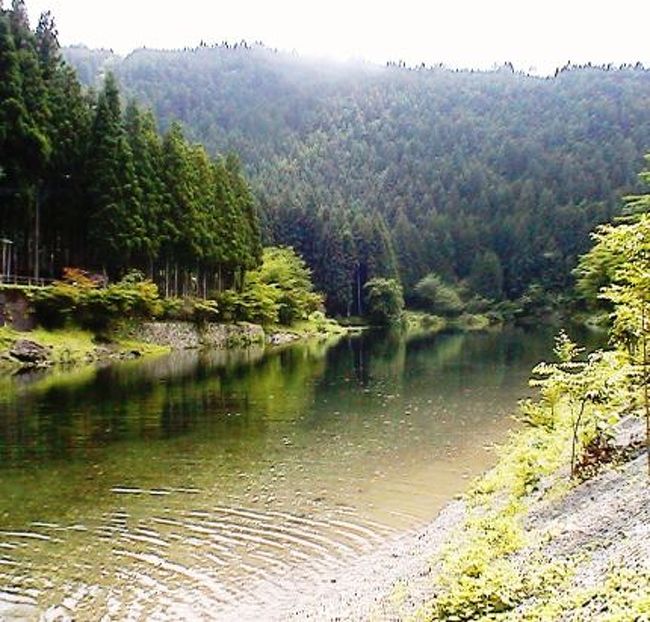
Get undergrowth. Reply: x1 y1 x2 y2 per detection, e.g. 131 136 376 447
414 332 642 621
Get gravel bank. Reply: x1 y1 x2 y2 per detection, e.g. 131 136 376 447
280 417 648 621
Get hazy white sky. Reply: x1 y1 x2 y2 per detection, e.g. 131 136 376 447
21 0 650 74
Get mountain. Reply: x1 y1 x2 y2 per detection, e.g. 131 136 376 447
65 44 650 312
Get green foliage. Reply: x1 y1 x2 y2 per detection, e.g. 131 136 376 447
28 281 79 328
529 331 630 477
31 273 163 331
426 413 577 620
523 565 650 620
67 44 650 305
593 217 650 350
468 250 503 300
250 246 322 325
0 3 262 292
157 297 217 324
414 273 465 316
214 247 322 326
574 157 650 474
363 278 404 325
211 289 240 323
415 160 650 622
236 281 281 326
516 283 563 319
418 335 631 620
189 299 219 324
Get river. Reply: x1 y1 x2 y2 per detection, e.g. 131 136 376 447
0 326 585 620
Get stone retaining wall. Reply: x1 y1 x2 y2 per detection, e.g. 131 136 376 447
135 321 265 350
0 288 35 331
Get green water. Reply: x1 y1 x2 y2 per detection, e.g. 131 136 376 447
0 327 591 619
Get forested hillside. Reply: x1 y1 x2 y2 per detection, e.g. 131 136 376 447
0 4 261 296
66 44 650 314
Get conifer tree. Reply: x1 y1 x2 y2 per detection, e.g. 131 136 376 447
87 73 143 275
124 102 166 275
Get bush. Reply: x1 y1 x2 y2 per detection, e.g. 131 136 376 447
30 282 81 328
414 273 465 316
250 247 322 325
31 271 163 331
213 289 241 323
465 295 492 314
238 281 281 325
191 299 219 324
363 278 404 325
213 247 323 326
159 297 222 324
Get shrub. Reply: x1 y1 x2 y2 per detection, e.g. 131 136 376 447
191 299 219 324
414 273 465 316
363 278 404 325
213 290 241 323
250 247 322 325
31 273 163 331
213 247 323 326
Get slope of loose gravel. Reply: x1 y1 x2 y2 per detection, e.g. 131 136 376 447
284 417 648 621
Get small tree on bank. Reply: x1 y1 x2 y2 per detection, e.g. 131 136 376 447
363 277 404 325
414 273 465 316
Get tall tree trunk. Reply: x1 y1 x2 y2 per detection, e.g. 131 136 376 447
34 191 40 281
356 264 362 316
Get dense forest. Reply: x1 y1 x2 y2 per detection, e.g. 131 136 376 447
0 1 262 297
66 43 650 314
3 0 650 317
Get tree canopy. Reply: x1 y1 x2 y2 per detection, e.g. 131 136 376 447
65 44 650 311
0 3 262 295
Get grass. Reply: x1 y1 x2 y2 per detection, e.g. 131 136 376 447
269 311 347 341
0 324 169 367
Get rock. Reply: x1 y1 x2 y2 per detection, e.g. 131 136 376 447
93 345 112 358
0 289 36 331
267 332 300 346
134 321 202 349
42 604 73 622
9 338 49 365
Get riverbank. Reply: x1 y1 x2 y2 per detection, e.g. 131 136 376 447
0 282 510 373
403 310 495 336
0 313 346 373
282 414 648 621
0 325 170 371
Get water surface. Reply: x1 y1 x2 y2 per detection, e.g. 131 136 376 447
0 327 576 619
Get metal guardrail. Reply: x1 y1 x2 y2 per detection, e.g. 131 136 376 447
0 275 55 287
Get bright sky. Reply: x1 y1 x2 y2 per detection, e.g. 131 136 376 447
21 0 650 75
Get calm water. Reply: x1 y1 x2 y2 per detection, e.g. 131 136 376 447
0 327 588 620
